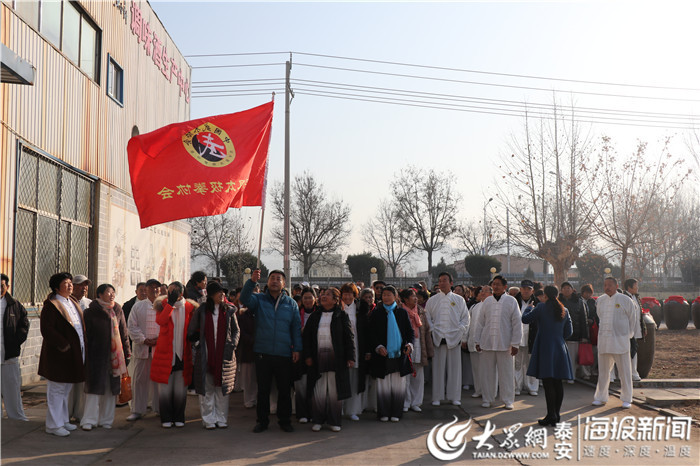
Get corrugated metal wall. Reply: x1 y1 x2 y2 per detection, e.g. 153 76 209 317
0 0 191 278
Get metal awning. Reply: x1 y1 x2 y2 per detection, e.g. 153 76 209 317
1 43 35 85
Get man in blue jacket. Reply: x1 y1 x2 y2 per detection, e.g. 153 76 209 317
241 269 302 433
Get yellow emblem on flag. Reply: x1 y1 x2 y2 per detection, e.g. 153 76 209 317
182 122 236 167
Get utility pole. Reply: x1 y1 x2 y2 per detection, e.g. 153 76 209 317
283 57 293 284
507 208 511 274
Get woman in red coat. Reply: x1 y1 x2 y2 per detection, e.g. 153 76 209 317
150 282 196 428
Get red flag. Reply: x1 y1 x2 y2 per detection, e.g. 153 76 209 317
127 101 274 228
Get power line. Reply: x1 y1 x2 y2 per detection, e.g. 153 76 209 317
191 62 285 70
191 91 282 99
294 63 700 103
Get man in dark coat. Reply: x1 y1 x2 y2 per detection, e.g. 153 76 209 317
559 282 589 383
1 273 30 420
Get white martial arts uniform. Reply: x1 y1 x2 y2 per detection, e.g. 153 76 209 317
127 298 160 416
514 299 539 394
425 291 469 404
593 292 636 404
474 293 522 406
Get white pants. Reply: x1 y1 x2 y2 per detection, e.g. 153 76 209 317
514 346 539 393
343 367 362 416
631 353 640 379
595 352 633 404
469 352 482 396
240 362 257 407
461 351 473 387
566 341 580 380
199 373 229 425
431 344 462 403
362 375 377 412
131 356 160 415
68 381 84 421
480 350 515 405
46 381 73 430
82 386 116 427
2 359 28 420
404 364 425 408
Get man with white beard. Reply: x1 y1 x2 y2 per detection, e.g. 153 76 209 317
593 277 636 408
474 275 522 410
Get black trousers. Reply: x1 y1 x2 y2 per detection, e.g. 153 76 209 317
255 353 293 426
542 378 564 420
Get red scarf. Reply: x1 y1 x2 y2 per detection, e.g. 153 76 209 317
205 305 227 386
402 303 422 338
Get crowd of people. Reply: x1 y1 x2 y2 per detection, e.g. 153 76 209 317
0 269 645 436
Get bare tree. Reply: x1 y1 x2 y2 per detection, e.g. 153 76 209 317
494 106 597 285
587 137 691 281
454 219 504 256
270 172 351 279
362 200 413 278
391 166 461 275
190 210 254 277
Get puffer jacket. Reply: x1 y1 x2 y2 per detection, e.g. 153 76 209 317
559 292 589 342
150 297 196 385
187 302 239 396
240 279 302 357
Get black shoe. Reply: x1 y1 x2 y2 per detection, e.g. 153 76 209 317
280 423 294 433
253 423 268 433
537 417 557 427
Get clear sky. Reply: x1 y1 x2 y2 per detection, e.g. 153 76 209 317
150 0 700 275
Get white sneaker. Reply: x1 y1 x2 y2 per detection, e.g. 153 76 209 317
591 400 605 406
529 391 538 396
63 423 78 431
312 424 322 431
298 417 308 424
81 424 93 431
101 424 112 429
411 406 422 412
350 414 360 421
481 402 491 408
126 413 142 421
471 393 482 398
503 403 514 410
390 417 400 422
451 400 461 406
431 401 440 406
567 380 575 385
515 390 521 396
402 407 409 412
330 425 341 432
379 416 389 422
204 423 216 429
621 402 632 409
462 385 470 390
216 422 228 428
46 427 70 437
632 375 642 382
162 422 173 428
174 422 185 427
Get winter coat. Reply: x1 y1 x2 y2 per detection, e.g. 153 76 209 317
38 295 86 383
515 292 540 352
368 303 415 379
188 302 239 396
150 297 196 385
416 305 435 362
559 293 589 342
239 279 302 358
84 300 130 395
184 281 206 304
353 299 372 393
522 303 573 380
235 308 256 364
303 307 355 401
2 292 30 360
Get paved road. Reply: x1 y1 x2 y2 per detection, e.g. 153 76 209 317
2 381 698 465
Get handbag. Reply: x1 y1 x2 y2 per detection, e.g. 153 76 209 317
589 322 599 346
118 373 132 404
577 342 594 366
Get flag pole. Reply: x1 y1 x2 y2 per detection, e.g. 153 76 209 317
283 55 293 283
257 92 275 270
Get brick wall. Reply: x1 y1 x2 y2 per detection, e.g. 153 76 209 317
18 314 42 386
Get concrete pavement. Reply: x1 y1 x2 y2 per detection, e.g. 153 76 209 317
2 380 698 465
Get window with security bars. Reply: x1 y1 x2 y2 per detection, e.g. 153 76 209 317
13 145 93 305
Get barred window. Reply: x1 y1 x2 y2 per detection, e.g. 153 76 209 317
14 145 94 305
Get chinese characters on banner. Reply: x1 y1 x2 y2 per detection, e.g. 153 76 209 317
124 1 190 102
127 101 274 228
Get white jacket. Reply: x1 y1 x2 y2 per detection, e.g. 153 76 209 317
424 291 469 349
466 302 483 352
474 293 522 352
127 298 158 359
596 292 636 354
